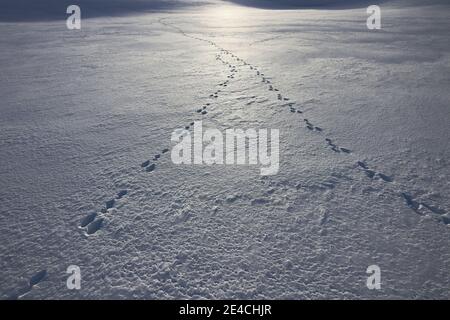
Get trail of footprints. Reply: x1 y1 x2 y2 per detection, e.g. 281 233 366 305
7 42 240 298
226 42 449 225
217 47 353 154
170 22 449 226
78 54 235 235
357 161 393 182
80 21 450 237
326 138 350 153
14 21 194 294
356 160 448 223
77 29 241 236
401 193 448 223
79 188 128 236
161 19 449 226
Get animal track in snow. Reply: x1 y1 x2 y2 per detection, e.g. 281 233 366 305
288 104 303 114
80 213 101 235
354 161 448 225
356 161 391 182
303 119 322 132
29 269 47 287
377 172 393 182
7 269 47 300
105 199 115 210
116 189 128 199
402 193 421 212
227 41 444 225
141 159 157 173
325 138 351 153
87 218 104 234
159 18 450 231
79 188 129 235
401 193 448 224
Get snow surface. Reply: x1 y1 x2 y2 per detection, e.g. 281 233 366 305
0 0 449 299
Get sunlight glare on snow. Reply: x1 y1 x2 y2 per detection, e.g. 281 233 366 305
205 4 250 26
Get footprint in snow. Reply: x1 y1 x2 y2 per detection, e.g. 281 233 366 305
377 172 393 182
29 270 47 287
357 161 391 181
117 189 127 199
357 161 368 169
401 193 448 223
80 211 97 228
304 119 321 132
401 193 422 214
86 218 104 235
8 270 48 299
106 199 115 209
364 169 376 179
325 138 351 153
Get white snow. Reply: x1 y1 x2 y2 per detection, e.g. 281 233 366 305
0 0 449 299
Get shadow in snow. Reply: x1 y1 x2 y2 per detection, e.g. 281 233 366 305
0 0 208 22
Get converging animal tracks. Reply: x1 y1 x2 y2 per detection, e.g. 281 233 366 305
78 16 449 239
3 3 450 300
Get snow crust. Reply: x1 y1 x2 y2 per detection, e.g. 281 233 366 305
0 0 449 299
